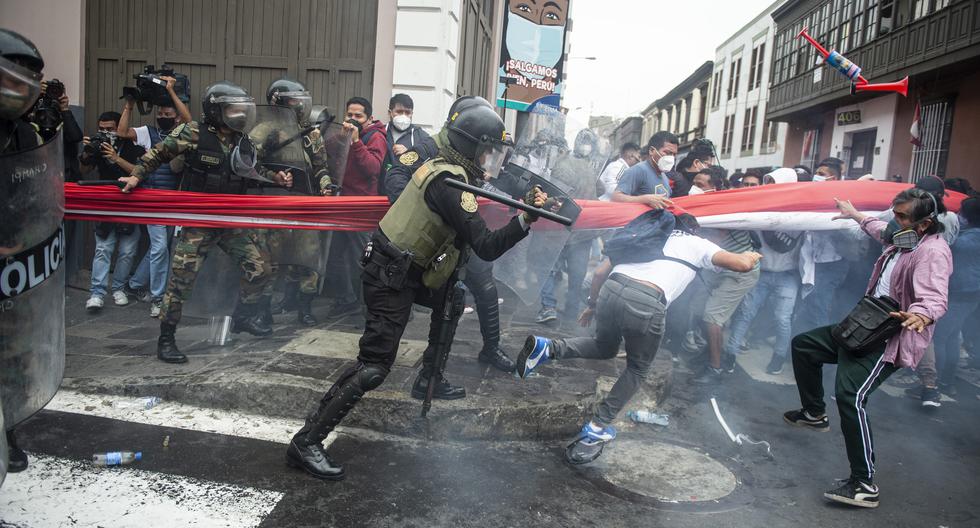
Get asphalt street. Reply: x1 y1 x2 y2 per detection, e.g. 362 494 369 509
4 352 978 528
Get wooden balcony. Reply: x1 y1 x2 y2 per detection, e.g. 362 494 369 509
768 0 980 120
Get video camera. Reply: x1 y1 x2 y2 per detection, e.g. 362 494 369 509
122 64 190 115
83 130 114 159
31 78 65 133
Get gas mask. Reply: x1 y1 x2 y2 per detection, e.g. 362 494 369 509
391 114 412 132
657 154 675 173
882 218 922 250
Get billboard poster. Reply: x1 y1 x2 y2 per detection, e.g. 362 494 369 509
496 0 570 113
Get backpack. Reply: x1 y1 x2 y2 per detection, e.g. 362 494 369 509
603 209 678 266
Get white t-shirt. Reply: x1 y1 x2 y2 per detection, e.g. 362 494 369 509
874 252 899 298
611 231 722 305
598 158 629 201
133 126 155 150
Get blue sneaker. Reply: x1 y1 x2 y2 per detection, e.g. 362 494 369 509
581 421 616 443
517 335 553 379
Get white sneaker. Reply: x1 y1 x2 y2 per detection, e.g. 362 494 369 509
86 296 104 313
112 290 130 306
150 300 162 318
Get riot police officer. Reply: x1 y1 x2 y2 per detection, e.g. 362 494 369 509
285 98 548 480
386 96 517 374
260 77 333 325
119 81 288 364
0 27 47 478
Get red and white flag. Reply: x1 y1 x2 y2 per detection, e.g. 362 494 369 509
910 100 922 147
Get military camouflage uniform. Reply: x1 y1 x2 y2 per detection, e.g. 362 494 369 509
131 121 274 324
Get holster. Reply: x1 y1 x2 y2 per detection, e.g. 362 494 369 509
831 295 902 356
362 234 416 291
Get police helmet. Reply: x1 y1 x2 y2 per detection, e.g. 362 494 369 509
202 81 255 132
0 29 44 120
266 77 312 123
445 95 492 126
446 101 513 177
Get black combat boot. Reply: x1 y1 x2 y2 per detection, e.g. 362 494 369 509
157 322 188 364
286 363 388 480
474 296 516 373
7 429 28 473
274 282 299 314
232 303 273 336
411 369 466 400
295 292 318 326
256 296 274 327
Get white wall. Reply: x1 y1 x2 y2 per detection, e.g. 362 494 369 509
704 0 785 171
830 93 899 180
386 0 463 132
0 0 85 103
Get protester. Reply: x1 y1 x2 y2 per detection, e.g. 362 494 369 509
382 93 436 197
785 189 950 508
611 131 677 209
517 212 761 464
597 142 640 201
669 138 717 197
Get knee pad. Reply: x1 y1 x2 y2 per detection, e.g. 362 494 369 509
357 363 389 391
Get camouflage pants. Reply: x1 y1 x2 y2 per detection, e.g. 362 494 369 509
161 227 271 325
262 229 322 295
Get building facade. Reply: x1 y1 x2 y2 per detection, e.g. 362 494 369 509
641 61 713 158
768 0 980 183
704 0 786 174
0 0 503 134
611 116 644 151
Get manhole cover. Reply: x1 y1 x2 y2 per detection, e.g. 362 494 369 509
591 439 737 502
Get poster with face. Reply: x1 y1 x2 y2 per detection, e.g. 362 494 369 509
496 0 570 113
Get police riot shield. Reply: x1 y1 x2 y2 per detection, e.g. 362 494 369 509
320 121 351 191
0 131 66 431
491 108 601 306
249 105 312 193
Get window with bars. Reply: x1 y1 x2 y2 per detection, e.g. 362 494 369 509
727 56 742 100
910 99 955 182
741 106 758 153
721 114 736 157
914 0 951 20
711 68 724 108
747 41 766 91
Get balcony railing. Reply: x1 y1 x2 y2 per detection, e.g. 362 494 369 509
768 0 980 118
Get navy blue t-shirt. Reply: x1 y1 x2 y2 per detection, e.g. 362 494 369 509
615 160 672 198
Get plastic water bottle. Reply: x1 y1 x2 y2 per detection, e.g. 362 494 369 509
93 451 142 466
627 410 669 426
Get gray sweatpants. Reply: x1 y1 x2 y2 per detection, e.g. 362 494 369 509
554 273 667 425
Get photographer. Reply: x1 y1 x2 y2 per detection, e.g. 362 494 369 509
31 79 83 182
115 77 191 317
80 111 145 313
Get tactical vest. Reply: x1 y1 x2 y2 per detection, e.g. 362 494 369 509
180 126 245 194
379 158 468 289
144 126 179 190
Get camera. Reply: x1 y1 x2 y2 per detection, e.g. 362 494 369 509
31 78 65 133
122 64 190 115
83 130 114 159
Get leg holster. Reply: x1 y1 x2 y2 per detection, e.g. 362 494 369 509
294 362 389 445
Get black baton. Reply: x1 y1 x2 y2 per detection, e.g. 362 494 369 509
442 178 574 227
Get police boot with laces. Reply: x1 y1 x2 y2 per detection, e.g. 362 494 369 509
231 303 273 336
157 322 188 364
478 345 516 373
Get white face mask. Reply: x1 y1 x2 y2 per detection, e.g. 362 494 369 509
657 154 675 172
812 174 827 182
391 114 412 132
688 186 705 195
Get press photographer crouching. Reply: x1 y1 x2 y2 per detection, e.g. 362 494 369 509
784 188 951 509
80 111 146 313
115 72 193 317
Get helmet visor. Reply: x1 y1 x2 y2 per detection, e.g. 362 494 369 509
215 95 256 132
475 140 514 180
0 56 42 121
274 91 312 123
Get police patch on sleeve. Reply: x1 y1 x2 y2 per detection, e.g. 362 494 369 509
460 191 478 213
399 151 419 166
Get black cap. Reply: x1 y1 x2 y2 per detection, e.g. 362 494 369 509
915 175 946 197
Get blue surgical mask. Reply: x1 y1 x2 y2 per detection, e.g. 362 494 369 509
812 174 827 182
505 13 565 78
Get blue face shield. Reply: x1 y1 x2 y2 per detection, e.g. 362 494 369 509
505 13 565 77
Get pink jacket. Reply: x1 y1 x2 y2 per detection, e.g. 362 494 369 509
860 217 951 368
